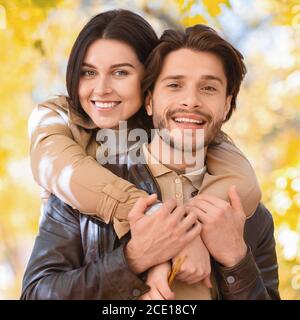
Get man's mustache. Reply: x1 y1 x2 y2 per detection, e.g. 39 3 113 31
166 108 213 123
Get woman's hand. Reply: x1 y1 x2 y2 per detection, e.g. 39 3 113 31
172 230 212 288
139 262 174 300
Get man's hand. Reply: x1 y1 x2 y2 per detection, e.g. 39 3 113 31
172 232 212 287
139 262 174 300
125 194 202 274
185 186 247 267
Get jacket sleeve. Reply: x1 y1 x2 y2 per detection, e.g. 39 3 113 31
214 204 280 300
201 139 262 218
28 98 147 237
20 195 149 300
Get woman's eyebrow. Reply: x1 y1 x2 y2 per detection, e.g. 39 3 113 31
81 62 135 69
110 63 135 69
82 62 96 68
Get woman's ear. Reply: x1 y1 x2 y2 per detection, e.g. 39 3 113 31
145 92 153 116
223 95 232 121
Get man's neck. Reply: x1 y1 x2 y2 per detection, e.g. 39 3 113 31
148 132 206 174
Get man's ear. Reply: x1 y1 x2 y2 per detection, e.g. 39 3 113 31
145 92 153 116
223 95 232 121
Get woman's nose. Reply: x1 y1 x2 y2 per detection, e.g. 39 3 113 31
93 77 113 95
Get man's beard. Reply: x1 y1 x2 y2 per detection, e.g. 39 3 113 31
152 107 223 150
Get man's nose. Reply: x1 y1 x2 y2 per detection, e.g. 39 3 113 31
179 87 201 109
93 76 113 95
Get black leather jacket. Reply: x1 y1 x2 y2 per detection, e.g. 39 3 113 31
21 160 280 300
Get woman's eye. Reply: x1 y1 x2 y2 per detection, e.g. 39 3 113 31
81 70 96 77
114 70 128 76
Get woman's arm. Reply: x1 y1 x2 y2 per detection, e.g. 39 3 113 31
29 97 148 238
202 139 261 218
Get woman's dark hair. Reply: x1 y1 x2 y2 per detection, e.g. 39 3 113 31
66 9 158 131
142 24 247 122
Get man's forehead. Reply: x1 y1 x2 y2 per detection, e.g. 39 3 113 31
157 48 226 81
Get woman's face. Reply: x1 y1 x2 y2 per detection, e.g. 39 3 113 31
78 39 144 129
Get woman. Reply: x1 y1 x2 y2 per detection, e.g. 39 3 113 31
28 9 261 299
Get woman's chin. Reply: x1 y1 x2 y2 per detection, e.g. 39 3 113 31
93 119 120 130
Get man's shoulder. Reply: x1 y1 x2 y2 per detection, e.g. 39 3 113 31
244 202 274 249
249 203 273 225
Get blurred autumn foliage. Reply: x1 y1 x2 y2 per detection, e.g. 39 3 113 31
0 0 299 299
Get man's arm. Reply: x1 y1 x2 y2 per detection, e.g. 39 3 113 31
20 195 149 300
215 204 280 300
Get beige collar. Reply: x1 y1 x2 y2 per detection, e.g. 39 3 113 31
142 143 206 191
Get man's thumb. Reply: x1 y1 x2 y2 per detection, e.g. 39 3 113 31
128 194 157 223
228 185 243 213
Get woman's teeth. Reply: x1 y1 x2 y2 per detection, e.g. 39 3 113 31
174 117 204 124
93 101 119 109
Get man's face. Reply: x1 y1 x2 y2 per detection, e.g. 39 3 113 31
146 48 232 150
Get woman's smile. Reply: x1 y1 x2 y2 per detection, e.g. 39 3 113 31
90 100 122 111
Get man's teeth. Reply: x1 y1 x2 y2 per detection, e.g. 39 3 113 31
93 101 119 108
174 117 204 124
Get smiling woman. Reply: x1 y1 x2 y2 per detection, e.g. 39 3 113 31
28 9 158 237
78 39 144 129
65 10 155 130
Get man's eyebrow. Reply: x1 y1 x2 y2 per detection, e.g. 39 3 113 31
82 62 135 69
161 75 185 82
160 74 224 84
201 75 224 85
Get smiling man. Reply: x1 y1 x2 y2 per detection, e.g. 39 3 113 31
147 48 230 150
133 25 280 299
143 48 231 174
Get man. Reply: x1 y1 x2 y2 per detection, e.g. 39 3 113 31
21 25 280 300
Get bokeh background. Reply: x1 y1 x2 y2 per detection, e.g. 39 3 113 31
0 0 299 299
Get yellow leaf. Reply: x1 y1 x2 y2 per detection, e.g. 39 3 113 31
203 0 230 17
181 14 207 27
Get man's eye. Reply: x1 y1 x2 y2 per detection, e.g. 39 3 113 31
114 70 128 76
203 86 216 92
167 83 180 88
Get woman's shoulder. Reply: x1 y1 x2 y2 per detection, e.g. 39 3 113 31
37 96 96 130
38 95 70 114
28 96 71 137
32 95 73 126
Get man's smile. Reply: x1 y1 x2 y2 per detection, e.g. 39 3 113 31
169 112 208 130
